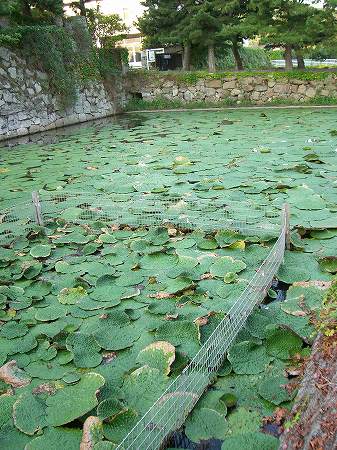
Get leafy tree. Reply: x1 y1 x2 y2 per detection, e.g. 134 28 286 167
216 0 255 71
86 6 128 48
138 0 193 70
2 0 63 24
68 0 91 18
185 0 222 72
249 0 336 69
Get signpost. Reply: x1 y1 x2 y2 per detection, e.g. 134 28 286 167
145 48 164 70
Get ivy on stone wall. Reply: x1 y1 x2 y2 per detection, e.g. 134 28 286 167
128 69 334 86
0 24 126 107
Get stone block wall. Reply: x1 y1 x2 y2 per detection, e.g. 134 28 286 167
0 46 127 142
127 73 337 105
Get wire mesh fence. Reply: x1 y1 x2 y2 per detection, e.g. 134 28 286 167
0 190 289 450
116 221 286 450
0 190 282 245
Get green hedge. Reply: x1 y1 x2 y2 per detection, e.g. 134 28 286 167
129 69 334 86
125 95 337 111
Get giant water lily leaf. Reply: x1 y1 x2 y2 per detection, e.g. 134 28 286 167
155 320 200 358
30 244 52 258
103 409 138 443
93 314 141 350
185 407 228 442
46 372 105 426
287 186 326 210
58 287 87 305
265 325 303 360
226 407 261 436
13 392 47 435
258 375 294 405
66 333 102 368
136 341 175 374
210 257 246 278
221 432 279 450
228 341 272 374
318 256 337 273
122 366 168 415
25 427 82 450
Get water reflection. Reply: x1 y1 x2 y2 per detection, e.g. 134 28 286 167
0 114 146 148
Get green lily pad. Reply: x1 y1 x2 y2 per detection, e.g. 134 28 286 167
66 333 102 368
258 376 294 405
46 372 105 426
122 366 168 415
155 320 200 358
265 325 303 360
30 244 52 258
210 257 246 278
185 407 228 443
228 341 272 375
13 392 47 435
318 256 337 273
136 341 175 374
58 286 87 304
221 432 278 450
25 427 82 450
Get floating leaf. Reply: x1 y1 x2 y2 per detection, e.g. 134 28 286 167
66 333 102 368
155 320 200 358
265 325 303 360
58 286 87 305
122 366 168 415
221 432 278 450
13 392 47 435
26 427 82 450
185 407 228 443
136 341 175 374
258 376 294 405
46 372 105 426
210 257 246 278
30 244 52 258
318 256 337 273
228 341 272 374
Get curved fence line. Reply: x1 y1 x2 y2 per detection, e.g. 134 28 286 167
0 191 289 450
0 190 282 245
116 214 287 450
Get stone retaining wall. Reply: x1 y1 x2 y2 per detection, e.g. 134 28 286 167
127 73 337 104
0 46 127 142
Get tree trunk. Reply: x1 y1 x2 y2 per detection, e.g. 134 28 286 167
22 0 32 18
232 40 244 71
182 43 191 71
207 43 216 73
284 45 293 70
296 49 305 69
79 0 87 17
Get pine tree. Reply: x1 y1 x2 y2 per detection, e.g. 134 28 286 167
249 0 336 70
216 0 254 71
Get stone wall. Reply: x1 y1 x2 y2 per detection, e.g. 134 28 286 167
127 73 337 105
0 46 127 142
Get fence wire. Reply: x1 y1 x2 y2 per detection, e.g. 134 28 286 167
0 191 288 450
116 222 286 450
0 191 281 245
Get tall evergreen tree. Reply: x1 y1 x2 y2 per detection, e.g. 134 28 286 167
138 1 193 70
216 0 254 71
249 0 336 69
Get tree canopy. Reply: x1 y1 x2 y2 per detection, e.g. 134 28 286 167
138 0 337 71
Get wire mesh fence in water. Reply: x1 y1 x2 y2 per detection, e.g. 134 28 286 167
0 191 289 450
0 190 282 245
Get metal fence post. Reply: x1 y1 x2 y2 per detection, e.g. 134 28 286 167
283 203 291 250
32 191 43 226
